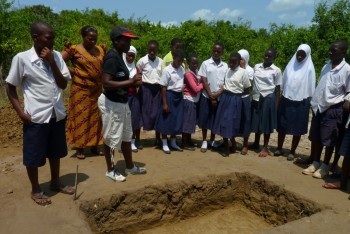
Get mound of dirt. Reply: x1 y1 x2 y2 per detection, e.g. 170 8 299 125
0 104 23 147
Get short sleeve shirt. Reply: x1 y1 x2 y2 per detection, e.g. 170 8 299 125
6 47 71 124
103 49 130 103
198 57 228 98
252 63 282 101
136 55 163 84
159 63 185 92
311 60 350 114
224 67 251 94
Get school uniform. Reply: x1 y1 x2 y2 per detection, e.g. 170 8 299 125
123 47 142 131
6 47 71 167
136 55 163 131
213 66 251 138
183 70 203 134
155 63 185 135
238 49 254 137
309 59 350 147
251 63 282 134
278 44 315 136
197 57 228 130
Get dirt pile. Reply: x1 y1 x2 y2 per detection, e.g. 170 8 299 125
80 172 322 234
0 104 23 147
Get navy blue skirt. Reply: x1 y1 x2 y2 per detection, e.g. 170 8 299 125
183 99 198 134
277 96 310 136
128 95 142 130
198 95 217 130
213 91 242 138
238 96 251 137
251 93 277 134
139 83 161 131
155 90 184 135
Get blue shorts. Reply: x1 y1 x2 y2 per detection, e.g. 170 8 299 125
23 118 67 168
308 103 343 147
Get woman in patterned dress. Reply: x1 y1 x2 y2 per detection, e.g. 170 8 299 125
61 26 105 159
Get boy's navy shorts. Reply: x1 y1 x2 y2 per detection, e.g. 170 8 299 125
23 118 67 168
308 103 343 147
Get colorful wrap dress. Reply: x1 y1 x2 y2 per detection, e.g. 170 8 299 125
64 43 105 148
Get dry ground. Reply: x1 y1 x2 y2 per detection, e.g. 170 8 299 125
1 104 350 233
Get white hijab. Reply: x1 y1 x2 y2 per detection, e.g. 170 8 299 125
238 49 254 80
282 44 315 101
123 45 137 79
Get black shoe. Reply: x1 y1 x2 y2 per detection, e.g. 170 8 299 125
170 146 183 152
183 146 195 151
162 149 171 154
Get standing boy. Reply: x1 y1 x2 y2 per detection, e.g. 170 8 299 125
303 40 350 178
6 22 74 206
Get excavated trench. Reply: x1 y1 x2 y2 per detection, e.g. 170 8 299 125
80 172 322 234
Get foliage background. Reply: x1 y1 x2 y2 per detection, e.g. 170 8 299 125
1 0 350 80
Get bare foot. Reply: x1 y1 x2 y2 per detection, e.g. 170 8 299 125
258 147 269 157
241 146 248 155
322 182 341 189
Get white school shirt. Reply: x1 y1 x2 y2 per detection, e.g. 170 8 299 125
311 60 350 114
224 66 251 94
136 55 163 84
252 63 282 101
198 57 228 98
159 63 185 92
6 47 71 124
242 65 253 98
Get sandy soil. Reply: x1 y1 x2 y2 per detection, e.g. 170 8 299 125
1 104 350 234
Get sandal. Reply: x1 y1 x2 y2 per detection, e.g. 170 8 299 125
31 192 51 206
50 185 75 195
287 154 295 161
274 149 283 156
76 148 85 159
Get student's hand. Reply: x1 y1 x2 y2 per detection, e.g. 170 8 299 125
19 112 32 124
210 99 218 108
132 74 142 86
39 47 54 64
162 103 169 113
344 100 350 113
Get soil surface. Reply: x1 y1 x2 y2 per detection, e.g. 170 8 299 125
1 103 350 234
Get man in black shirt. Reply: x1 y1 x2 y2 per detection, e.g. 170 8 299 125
98 26 146 181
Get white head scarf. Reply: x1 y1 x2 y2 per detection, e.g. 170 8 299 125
282 44 315 101
238 49 254 80
123 45 137 79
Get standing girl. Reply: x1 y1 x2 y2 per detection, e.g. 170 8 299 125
182 54 203 150
155 49 185 154
136 40 163 146
238 49 254 155
275 44 315 160
250 48 282 157
213 52 251 157
123 46 143 152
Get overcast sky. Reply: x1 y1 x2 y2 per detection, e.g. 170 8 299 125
14 0 336 29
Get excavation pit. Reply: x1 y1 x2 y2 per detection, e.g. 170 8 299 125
80 172 322 234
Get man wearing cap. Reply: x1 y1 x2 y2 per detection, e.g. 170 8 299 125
98 26 146 182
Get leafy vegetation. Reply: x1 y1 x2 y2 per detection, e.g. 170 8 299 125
1 0 350 80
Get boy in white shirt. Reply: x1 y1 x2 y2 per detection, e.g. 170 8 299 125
303 40 350 179
6 22 74 206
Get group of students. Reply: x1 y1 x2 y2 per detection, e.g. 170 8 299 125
5 21 350 206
